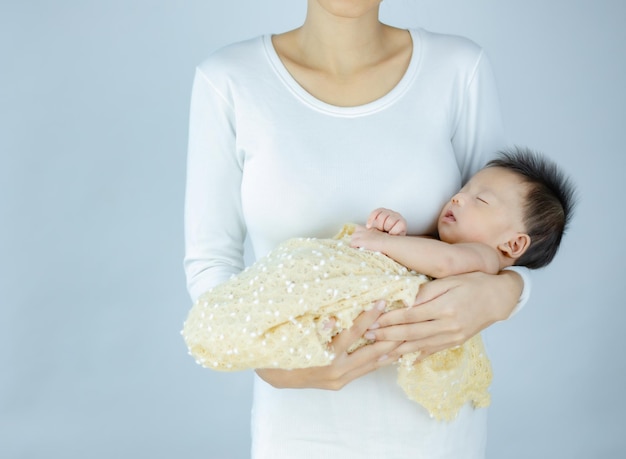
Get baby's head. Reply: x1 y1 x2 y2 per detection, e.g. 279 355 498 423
438 147 576 269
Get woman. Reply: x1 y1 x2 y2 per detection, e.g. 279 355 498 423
184 1 529 457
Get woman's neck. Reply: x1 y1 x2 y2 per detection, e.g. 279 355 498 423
293 2 389 76
271 2 412 106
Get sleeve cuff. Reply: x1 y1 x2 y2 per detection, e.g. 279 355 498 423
501 266 532 318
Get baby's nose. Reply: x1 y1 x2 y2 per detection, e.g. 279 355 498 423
451 193 464 206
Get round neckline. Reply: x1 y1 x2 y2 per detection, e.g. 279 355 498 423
262 29 422 117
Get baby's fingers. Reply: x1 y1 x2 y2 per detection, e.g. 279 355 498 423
366 209 385 229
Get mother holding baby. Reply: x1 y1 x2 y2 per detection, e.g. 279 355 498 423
184 1 529 457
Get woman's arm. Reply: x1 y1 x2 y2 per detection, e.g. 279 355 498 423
256 301 401 390
350 225 501 277
364 270 523 359
184 66 247 301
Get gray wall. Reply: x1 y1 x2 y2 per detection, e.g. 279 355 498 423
1 1 624 458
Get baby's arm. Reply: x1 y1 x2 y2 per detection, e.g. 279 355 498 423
352 208 501 277
351 227 500 277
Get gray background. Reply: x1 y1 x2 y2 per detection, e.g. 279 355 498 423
1 1 624 458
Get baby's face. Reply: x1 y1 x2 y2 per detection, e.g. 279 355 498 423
437 167 528 249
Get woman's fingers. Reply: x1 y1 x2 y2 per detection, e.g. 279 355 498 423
366 318 462 343
331 300 386 353
334 340 401 383
319 301 403 389
365 306 466 363
373 303 437 330
387 331 465 362
370 278 458 331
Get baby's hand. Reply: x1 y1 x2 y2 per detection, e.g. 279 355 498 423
350 225 389 253
366 208 407 236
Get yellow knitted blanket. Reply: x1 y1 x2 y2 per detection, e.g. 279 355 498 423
182 225 492 420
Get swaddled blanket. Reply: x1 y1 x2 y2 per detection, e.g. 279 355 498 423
182 225 492 420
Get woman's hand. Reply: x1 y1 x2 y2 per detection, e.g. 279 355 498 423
364 271 523 361
255 301 400 390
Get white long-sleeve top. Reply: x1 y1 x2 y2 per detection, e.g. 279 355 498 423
185 28 523 459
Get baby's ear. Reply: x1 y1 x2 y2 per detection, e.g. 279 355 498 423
498 233 531 260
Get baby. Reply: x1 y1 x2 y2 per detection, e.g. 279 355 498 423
183 147 576 420
351 146 574 275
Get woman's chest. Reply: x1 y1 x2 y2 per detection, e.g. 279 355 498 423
238 110 461 254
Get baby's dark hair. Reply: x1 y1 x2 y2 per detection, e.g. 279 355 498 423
486 147 576 269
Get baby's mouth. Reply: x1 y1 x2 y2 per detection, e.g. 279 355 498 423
444 210 456 222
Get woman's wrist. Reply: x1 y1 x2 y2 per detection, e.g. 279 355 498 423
256 368 304 389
